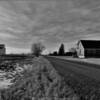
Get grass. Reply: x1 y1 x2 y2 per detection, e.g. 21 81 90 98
0 56 100 99
0 56 78 100
62 72 100 100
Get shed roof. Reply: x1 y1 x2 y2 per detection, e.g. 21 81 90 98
80 40 100 49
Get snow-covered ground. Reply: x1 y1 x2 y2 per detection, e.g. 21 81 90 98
0 56 78 100
0 71 13 89
0 57 47 89
0 59 33 89
0 79 13 89
51 56 100 65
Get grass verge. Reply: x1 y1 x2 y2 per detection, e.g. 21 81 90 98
0 56 78 100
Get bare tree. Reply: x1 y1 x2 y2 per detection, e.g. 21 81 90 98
31 42 45 57
69 47 77 57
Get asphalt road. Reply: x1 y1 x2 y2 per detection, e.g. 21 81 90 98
46 57 100 82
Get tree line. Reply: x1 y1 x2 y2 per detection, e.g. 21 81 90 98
49 43 77 57
31 42 77 57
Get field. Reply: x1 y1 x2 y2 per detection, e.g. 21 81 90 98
0 55 78 100
0 55 32 89
1 55 100 100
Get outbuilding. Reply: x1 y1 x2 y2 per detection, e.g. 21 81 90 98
76 40 100 58
0 44 6 55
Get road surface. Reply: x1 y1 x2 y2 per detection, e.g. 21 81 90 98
46 57 100 82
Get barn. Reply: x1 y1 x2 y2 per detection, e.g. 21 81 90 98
76 40 100 58
0 44 6 55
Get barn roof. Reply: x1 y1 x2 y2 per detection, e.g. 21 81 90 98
80 40 100 49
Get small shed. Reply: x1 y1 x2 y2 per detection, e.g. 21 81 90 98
76 40 100 58
0 44 6 55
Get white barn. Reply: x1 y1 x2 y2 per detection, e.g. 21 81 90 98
76 40 100 58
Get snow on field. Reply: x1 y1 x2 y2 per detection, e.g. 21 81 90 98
0 79 13 89
52 56 100 65
0 60 33 89
0 57 48 89
0 71 13 89
0 56 78 100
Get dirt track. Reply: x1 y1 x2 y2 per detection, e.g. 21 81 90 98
46 57 100 82
46 56 100 99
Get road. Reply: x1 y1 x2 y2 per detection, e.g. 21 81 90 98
46 57 100 82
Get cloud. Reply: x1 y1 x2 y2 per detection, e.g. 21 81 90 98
6 47 30 54
0 0 100 53
0 33 17 39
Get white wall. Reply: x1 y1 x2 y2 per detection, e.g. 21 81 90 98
77 41 85 58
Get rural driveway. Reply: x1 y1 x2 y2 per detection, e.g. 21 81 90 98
46 56 100 82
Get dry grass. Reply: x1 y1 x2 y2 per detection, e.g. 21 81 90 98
0 57 78 100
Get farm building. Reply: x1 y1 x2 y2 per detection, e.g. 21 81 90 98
0 44 6 55
76 40 100 58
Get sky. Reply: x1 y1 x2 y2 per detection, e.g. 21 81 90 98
0 0 100 54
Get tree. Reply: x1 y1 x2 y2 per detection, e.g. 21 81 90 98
31 42 45 57
69 47 77 57
58 43 65 56
52 51 58 56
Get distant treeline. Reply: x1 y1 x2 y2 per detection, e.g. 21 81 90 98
48 43 77 57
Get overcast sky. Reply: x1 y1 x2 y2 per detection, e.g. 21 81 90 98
0 0 100 54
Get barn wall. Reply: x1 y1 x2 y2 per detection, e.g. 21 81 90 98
77 41 85 58
85 49 100 58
